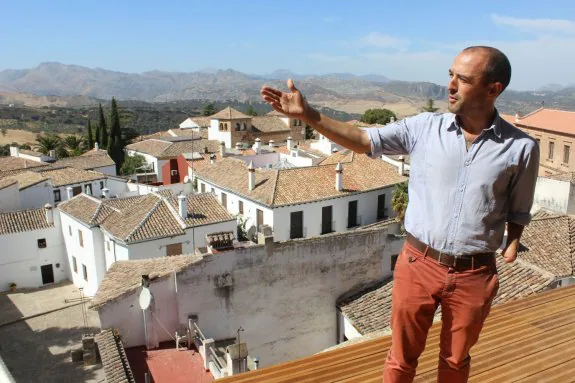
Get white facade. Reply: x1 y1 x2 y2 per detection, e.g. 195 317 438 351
19 180 54 210
125 150 167 183
195 178 395 242
310 134 344 155
53 180 106 205
533 176 575 214
59 212 106 297
208 119 232 149
0 210 68 290
279 150 323 167
92 165 117 176
0 183 20 212
96 226 404 367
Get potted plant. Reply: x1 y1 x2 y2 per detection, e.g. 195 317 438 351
9 282 16 292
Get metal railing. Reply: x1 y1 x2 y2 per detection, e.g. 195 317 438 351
347 215 362 228
320 220 336 235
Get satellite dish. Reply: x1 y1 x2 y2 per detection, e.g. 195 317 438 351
183 176 190 183
139 287 152 310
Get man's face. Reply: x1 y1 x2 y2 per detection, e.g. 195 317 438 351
447 50 496 116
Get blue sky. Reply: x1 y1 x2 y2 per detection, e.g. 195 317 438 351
2 0 575 90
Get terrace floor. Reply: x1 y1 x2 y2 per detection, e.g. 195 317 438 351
218 284 575 382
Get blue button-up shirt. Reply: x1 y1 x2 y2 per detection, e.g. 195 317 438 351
366 112 539 255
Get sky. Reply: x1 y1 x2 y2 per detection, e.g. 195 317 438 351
2 0 575 90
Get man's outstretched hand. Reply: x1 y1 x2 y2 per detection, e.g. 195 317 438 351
261 79 308 119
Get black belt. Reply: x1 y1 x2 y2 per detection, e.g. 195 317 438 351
406 234 494 271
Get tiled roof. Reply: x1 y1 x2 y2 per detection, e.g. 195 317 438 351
0 156 47 172
0 178 17 190
210 107 251 120
90 255 203 309
169 128 209 139
544 171 575 183
518 215 575 278
266 110 287 117
180 116 213 128
337 253 554 335
165 192 234 227
55 150 115 170
58 194 116 227
38 167 106 187
95 329 135 383
125 138 220 159
500 113 517 125
192 151 406 207
251 116 290 133
0 208 53 234
4 170 48 190
515 108 575 136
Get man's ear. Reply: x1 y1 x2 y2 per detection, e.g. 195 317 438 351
490 82 503 97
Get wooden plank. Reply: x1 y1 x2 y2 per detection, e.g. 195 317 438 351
518 358 575 383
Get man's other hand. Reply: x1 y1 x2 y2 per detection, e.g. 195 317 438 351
501 242 518 263
261 79 308 119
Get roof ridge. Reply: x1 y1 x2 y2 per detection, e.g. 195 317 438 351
569 217 575 275
124 195 164 241
162 194 188 228
531 215 567 222
518 107 545 120
270 169 281 207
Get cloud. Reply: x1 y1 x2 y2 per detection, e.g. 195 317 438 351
360 32 410 50
491 14 575 35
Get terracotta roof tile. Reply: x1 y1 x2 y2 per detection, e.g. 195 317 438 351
90 255 203 309
55 150 115 170
125 138 220 159
125 139 173 157
0 156 47 172
4 170 49 190
251 116 290 133
39 167 106 187
0 208 53 234
58 194 111 226
0 178 17 190
166 193 234 227
95 329 135 383
544 171 575 183
210 107 251 120
515 108 575 136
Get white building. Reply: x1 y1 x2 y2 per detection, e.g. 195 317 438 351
40 167 108 205
189 149 407 242
53 146 117 176
58 191 236 296
0 179 20 212
532 172 575 214
9 146 54 163
2 171 54 210
89 221 404 368
0 205 68 290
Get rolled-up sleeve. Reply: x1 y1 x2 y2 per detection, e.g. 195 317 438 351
363 113 428 158
507 140 540 225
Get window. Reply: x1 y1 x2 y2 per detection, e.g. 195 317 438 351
100 181 104 189
211 187 215 193
239 200 244 214
391 254 399 271
236 123 241 131
377 194 387 220
72 186 82 196
78 230 84 247
166 243 183 256
549 141 555 160
219 123 224 131
242 122 247 131
348 200 358 228
84 184 92 195
171 170 178 176
321 206 333 234
201 183 206 193
290 211 304 239
37 238 47 248
72 256 77 273
68 225 72 236
54 190 61 202
257 209 264 231
221 192 227 208
564 145 570 164
82 264 88 281
535 138 541 146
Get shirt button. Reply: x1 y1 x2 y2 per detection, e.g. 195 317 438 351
459 187 464 192
465 161 470 166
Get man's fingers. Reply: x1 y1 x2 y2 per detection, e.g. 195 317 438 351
287 78 298 92
261 86 282 97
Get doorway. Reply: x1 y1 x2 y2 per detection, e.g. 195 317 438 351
41 264 55 285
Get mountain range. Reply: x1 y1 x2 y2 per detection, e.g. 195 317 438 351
1 62 575 114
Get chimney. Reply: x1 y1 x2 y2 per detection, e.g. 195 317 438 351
248 161 255 191
44 203 54 225
67 187 73 200
210 154 216 164
48 149 56 159
178 194 187 219
398 156 405 176
101 188 110 198
9 146 19 157
254 138 261 154
95 142 99 151
268 140 275 148
515 113 520 123
286 136 293 151
219 141 225 157
335 162 343 192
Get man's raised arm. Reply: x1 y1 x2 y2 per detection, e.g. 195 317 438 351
261 79 371 154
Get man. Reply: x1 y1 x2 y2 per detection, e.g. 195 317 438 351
261 46 539 382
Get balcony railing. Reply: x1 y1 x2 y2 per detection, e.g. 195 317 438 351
320 220 336 235
347 215 362 229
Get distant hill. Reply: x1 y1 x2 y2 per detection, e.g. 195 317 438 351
1 62 575 114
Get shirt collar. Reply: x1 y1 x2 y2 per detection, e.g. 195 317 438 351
452 110 503 141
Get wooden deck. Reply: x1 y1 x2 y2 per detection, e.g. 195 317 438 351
218 284 575 382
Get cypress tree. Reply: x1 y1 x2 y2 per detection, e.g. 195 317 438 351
108 98 124 172
94 123 101 147
98 103 108 148
86 119 94 150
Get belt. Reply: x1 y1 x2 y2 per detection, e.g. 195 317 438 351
406 234 494 271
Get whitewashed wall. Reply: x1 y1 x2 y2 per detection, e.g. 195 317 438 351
125 150 166 183
59 212 106 296
279 152 319 167
0 212 67 290
230 153 280 169
208 120 232 148
0 183 20 212
310 134 344 155
532 176 575 214
19 181 53 210
54 180 106 204
97 226 404 367
93 165 117 176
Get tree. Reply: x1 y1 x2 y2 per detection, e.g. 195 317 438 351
94 123 101 147
391 181 409 228
86 119 94 150
235 215 250 242
361 108 397 125
422 98 438 113
305 125 315 139
63 135 85 156
202 102 216 116
35 135 61 154
108 98 125 172
98 103 108 148
246 105 258 116
119 154 145 175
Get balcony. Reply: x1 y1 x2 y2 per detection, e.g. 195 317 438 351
217 284 575 382
320 221 336 235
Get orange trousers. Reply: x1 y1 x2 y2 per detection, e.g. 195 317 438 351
383 242 499 383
